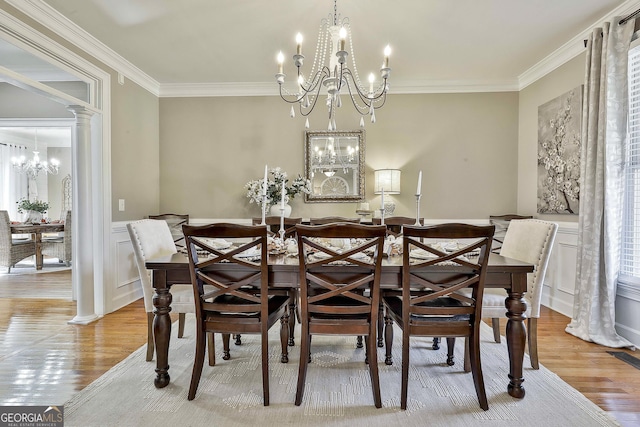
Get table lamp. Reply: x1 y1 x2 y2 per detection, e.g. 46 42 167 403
374 169 401 216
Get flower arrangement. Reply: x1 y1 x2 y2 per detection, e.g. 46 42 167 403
245 167 312 207
16 198 49 214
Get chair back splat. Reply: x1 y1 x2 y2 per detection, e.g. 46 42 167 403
382 223 494 410
294 223 386 408
183 223 290 405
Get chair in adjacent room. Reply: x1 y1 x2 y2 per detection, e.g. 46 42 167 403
183 223 290 404
42 210 72 266
373 216 423 236
474 219 557 368
127 219 207 362
489 214 533 253
309 216 361 225
251 216 302 239
0 210 36 273
148 213 189 247
294 223 386 408
382 223 494 410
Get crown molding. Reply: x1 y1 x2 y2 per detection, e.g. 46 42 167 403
518 0 640 90
5 0 160 96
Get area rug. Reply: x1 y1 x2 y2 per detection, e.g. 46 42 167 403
64 317 618 427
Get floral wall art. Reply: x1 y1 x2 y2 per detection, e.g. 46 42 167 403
537 86 582 214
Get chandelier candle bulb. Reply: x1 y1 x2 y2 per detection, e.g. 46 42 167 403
277 51 284 74
384 45 391 68
339 27 346 51
417 170 422 196
296 33 302 55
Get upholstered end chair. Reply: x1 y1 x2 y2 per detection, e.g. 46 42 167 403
0 210 36 273
480 219 557 369
127 219 206 362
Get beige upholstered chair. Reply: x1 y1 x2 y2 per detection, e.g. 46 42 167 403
489 214 533 253
478 219 557 369
127 219 208 362
0 210 36 273
42 210 72 266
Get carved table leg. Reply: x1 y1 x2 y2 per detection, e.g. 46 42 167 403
152 270 172 388
505 284 527 398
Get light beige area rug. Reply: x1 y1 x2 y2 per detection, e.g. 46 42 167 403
65 316 618 427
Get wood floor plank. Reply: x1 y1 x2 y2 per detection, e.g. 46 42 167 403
0 270 639 426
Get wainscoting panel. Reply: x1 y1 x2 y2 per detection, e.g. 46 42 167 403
108 222 142 313
541 222 577 317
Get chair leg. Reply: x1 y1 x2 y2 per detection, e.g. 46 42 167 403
528 318 539 369
401 329 410 410
146 312 154 362
207 332 215 366
356 335 363 348
364 336 369 364
295 323 311 406
288 290 296 346
262 326 270 406
234 334 242 345
432 337 440 350
446 338 455 366
187 324 207 400
491 317 501 343
468 328 489 410
178 313 186 338
368 329 382 408
222 334 231 360
463 338 471 373
280 314 289 363
384 314 394 365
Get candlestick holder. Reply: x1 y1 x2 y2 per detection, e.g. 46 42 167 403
379 208 385 225
260 195 267 226
279 207 286 240
414 194 421 226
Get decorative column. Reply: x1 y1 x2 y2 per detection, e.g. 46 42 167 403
67 106 99 325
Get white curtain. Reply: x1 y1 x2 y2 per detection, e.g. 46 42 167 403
0 144 28 220
565 18 635 348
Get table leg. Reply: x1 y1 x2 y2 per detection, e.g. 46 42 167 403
34 233 43 270
505 275 527 399
152 270 173 388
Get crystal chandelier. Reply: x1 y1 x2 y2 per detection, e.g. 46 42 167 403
312 136 357 177
275 0 391 130
11 129 60 178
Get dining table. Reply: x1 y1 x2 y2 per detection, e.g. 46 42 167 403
10 222 65 270
145 250 534 399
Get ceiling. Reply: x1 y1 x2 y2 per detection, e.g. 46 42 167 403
32 0 632 93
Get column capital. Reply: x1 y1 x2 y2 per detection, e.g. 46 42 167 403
67 105 95 121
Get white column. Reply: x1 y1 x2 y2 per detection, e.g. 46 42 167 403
67 106 99 325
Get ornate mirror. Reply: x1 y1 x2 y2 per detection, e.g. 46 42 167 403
304 130 365 202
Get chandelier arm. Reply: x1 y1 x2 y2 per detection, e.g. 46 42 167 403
341 69 388 103
299 78 326 117
298 67 331 96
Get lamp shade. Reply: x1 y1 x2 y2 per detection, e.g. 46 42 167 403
374 169 401 194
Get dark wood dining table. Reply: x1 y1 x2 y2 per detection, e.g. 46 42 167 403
10 222 65 270
145 252 534 399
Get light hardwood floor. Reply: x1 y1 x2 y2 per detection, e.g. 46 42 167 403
0 269 638 425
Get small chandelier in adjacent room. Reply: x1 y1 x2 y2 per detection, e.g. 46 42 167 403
11 129 60 178
275 0 391 130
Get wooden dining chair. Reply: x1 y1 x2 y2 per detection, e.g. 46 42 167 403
373 216 423 236
309 216 360 225
382 223 494 410
148 213 189 247
294 223 386 408
183 223 290 405
251 216 302 239
0 210 36 273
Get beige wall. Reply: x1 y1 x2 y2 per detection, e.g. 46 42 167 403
159 92 519 219
518 54 585 223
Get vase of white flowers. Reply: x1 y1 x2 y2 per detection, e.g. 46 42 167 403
245 167 311 217
16 198 49 224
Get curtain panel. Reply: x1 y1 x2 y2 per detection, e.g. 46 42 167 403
0 144 28 220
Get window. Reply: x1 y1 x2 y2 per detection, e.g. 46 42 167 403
622 42 640 283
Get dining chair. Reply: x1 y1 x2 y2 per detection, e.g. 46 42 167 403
373 216 423 236
127 219 209 362
294 223 386 408
309 216 361 225
252 216 303 346
382 223 494 410
183 223 290 404
41 210 72 266
148 213 189 247
473 219 557 368
489 214 533 253
0 210 36 273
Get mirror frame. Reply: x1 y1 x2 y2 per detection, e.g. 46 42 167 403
304 130 365 203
